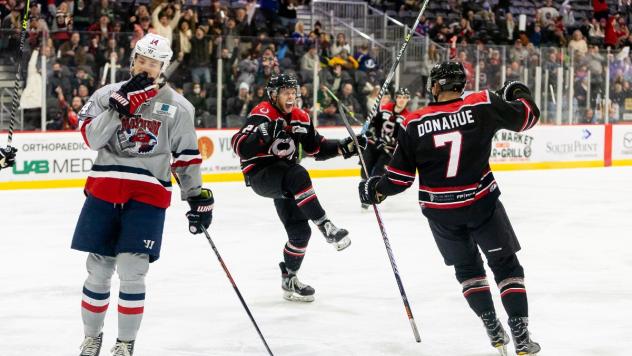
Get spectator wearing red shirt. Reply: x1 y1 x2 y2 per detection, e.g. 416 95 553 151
593 0 609 21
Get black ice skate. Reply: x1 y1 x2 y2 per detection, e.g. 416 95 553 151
480 311 510 356
79 332 103 356
508 317 541 355
317 220 351 251
280 262 315 302
110 339 135 356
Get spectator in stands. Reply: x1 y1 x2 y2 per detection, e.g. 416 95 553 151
319 63 351 95
593 0 609 21
226 82 253 122
255 46 280 86
278 0 298 30
173 20 193 65
51 2 73 48
530 25 543 47
569 30 589 56
331 33 351 57
59 32 87 67
589 18 606 43
538 0 560 29
49 61 73 99
355 44 377 72
189 27 213 87
429 16 447 42
338 82 362 120
236 50 258 88
152 1 181 44
87 15 113 44
250 84 267 107
455 18 474 43
499 12 518 44
328 48 359 71
184 82 213 128
299 83 313 111
77 84 91 103
92 0 118 22
300 43 318 81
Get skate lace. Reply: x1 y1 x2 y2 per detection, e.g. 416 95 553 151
79 336 100 354
289 275 307 290
324 222 338 235
110 342 133 356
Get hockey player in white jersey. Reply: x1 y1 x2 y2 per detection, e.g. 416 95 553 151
72 33 214 356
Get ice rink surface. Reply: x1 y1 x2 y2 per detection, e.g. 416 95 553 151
1 167 631 356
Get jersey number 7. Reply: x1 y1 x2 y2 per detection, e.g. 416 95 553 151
433 131 463 178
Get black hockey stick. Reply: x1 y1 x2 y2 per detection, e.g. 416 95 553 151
6 0 31 146
172 171 274 356
366 0 429 124
200 226 274 355
322 86 364 125
337 104 421 343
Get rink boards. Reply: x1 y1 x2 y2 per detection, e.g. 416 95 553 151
1 124 631 190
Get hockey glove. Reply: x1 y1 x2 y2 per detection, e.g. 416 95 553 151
496 81 532 101
259 120 296 159
0 146 17 169
186 188 214 234
109 72 158 117
358 176 386 205
339 135 368 159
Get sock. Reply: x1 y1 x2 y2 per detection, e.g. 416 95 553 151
461 276 495 316
293 185 327 221
498 277 528 318
117 291 145 341
283 241 308 271
81 284 110 337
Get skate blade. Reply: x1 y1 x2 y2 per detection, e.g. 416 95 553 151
494 344 508 356
283 291 315 302
332 236 351 251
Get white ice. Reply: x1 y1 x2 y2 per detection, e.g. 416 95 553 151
1 167 632 356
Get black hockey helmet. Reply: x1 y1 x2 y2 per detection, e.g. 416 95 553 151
266 73 300 103
428 61 467 101
394 87 410 98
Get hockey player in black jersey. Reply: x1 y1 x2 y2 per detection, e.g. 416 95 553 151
359 62 541 355
232 73 365 302
361 88 411 209
0 146 17 170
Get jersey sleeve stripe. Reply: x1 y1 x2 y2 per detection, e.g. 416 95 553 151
80 118 93 147
387 177 413 186
385 166 415 179
172 149 200 158
171 158 203 168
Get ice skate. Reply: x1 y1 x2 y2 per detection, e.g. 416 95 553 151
480 311 510 356
508 317 541 355
79 332 103 356
280 262 315 302
110 339 135 356
317 220 351 251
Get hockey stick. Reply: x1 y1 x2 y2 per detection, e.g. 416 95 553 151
6 0 31 146
322 86 364 125
337 104 421 343
172 171 274 356
366 0 429 124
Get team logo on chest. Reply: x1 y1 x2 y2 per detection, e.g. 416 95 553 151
117 117 162 154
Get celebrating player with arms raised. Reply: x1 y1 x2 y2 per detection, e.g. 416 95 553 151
232 73 365 302
359 61 541 356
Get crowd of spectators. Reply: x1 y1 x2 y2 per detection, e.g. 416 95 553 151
1 0 632 128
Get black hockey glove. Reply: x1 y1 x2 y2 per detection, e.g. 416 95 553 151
496 81 532 102
186 188 214 234
259 120 296 159
339 135 368 159
358 176 386 205
0 146 17 169
109 72 157 117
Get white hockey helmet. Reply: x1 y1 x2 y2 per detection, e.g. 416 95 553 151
130 33 173 76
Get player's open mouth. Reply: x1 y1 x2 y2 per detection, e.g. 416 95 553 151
284 101 294 111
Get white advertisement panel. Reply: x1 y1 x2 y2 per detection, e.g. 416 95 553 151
611 124 632 161
0 132 96 182
490 125 604 165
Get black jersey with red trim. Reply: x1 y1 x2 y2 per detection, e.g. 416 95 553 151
375 90 539 224
231 101 340 177
368 102 410 146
